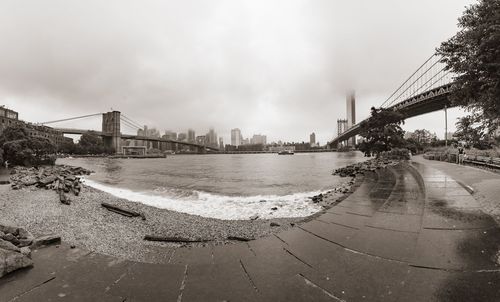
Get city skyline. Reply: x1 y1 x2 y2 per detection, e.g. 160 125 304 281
0 0 473 144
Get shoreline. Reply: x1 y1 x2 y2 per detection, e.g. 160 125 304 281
0 172 360 263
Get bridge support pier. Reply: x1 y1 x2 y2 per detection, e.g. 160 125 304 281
102 111 121 154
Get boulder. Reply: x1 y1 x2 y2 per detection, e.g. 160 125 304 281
0 239 20 252
31 234 61 248
0 248 33 278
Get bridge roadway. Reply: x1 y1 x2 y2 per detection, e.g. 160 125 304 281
1 156 499 301
54 128 220 152
330 84 453 147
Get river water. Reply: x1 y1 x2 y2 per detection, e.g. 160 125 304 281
57 152 365 220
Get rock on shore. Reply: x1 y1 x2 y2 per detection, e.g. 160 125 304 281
10 165 92 204
333 158 399 177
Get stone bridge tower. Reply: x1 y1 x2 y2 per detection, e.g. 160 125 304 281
102 111 121 153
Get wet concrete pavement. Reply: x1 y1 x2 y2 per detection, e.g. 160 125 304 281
1 158 499 301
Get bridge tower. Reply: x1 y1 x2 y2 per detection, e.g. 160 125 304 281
346 91 356 147
102 111 121 153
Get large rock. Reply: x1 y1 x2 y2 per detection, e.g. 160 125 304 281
0 239 20 252
31 234 61 248
0 248 33 278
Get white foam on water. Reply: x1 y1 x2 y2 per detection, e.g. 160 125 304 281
83 178 323 220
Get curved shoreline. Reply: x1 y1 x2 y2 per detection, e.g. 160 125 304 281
0 175 359 263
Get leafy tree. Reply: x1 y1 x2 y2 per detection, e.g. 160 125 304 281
437 0 500 129
0 125 56 166
358 107 406 156
77 131 114 154
411 129 435 145
455 115 492 149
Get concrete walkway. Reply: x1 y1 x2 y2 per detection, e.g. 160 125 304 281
0 159 499 301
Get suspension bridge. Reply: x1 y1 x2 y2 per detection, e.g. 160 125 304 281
40 111 220 153
330 53 455 148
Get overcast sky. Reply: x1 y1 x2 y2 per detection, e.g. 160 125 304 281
0 0 474 144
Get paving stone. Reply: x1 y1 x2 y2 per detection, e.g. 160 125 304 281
317 212 370 229
399 267 500 302
0 245 90 302
411 228 500 270
107 262 185 302
13 252 133 302
299 220 358 248
212 242 255 265
345 226 419 262
422 205 497 230
181 263 259 302
301 248 411 302
366 212 422 233
169 246 213 265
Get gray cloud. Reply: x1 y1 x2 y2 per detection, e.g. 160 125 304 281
0 0 473 143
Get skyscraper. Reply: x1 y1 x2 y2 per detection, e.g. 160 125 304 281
346 91 356 147
231 128 242 146
310 132 316 146
187 129 195 143
250 134 267 145
219 137 224 150
207 128 217 147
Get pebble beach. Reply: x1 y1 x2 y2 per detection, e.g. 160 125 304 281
0 176 355 263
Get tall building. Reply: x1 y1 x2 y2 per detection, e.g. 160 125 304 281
187 129 195 143
219 137 224 150
178 133 187 142
309 132 316 146
231 128 242 146
138 125 160 138
163 130 177 141
250 134 267 145
206 127 217 147
346 91 356 147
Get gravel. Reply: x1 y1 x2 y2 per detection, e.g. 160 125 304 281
0 179 355 263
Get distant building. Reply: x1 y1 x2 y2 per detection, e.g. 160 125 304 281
231 128 242 146
242 138 250 145
178 133 187 142
196 135 206 146
206 128 218 148
219 137 224 150
188 129 195 143
250 134 267 145
0 106 66 146
138 125 160 138
0 106 20 135
163 130 177 141
309 132 316 146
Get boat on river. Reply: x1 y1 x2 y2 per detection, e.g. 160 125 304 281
278 150 294 155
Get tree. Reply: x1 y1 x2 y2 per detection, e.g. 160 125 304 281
411 129 435 145
437 0 500 129
455 115 492 149
0 124 56 166
77 131 113 154
358 107 406 156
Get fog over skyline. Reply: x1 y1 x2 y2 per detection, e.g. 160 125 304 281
0 0 473 144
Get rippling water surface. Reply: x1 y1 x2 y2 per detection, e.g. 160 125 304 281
57 152 365 220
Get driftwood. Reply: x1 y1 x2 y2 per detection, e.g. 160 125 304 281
227 236 255 242
101 202 143 218
143 235 209 243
